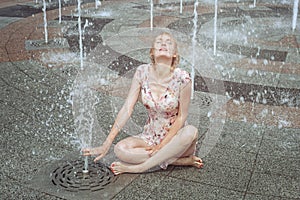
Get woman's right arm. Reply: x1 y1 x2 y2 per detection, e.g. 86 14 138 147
85 68 142 161
104 73 141 144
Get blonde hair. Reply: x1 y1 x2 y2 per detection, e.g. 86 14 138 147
149 32 180 72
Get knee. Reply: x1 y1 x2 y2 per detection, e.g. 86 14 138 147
181 125 198 143
114 141 127 158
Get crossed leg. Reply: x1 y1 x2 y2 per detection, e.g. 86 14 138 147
111 125 203 175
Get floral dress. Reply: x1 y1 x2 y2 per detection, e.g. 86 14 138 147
135 64 191 146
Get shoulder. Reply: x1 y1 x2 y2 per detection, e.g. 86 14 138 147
174 68 191 84
136 64 149 73
134 64 150 82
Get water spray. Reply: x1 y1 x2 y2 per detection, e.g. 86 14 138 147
96 0 101 9
180 0 183 14
150 0 153 31
213 0 218 55
82 155 89 174
42 0 48 44
292 0 299 31
77 0 84 70
58 0 62 24
191 0 199 99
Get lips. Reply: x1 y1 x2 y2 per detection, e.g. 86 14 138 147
159 48 168 51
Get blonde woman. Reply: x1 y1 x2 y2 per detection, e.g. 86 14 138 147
83 32 203 175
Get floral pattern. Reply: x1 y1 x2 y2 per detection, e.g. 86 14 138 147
135 64 191 146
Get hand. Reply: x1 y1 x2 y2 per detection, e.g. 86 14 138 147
82 144 110 162
145 144 162 157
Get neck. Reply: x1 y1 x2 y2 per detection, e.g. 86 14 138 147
154 56 172 73
153 62 172 80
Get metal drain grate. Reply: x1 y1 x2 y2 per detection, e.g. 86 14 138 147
199 95 212 107
25 38 69 50
51 160 116 192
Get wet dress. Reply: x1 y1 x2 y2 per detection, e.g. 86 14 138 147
134 64 191 147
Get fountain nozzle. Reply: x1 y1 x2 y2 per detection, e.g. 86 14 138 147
83 155 89 174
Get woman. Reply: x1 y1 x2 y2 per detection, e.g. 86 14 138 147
83 32 203 175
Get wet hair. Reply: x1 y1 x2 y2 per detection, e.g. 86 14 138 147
149 32 180 71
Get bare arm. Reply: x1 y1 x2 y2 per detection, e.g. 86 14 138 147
104 71 141 146
83 69 141 161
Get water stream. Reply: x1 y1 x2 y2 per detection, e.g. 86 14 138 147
213 0 218 55
292 0 299 31
191 0 199 99
77 0 84 69
43 0 48 43
58 0 62 23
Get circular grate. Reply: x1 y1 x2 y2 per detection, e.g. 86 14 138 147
199 95 212 107
29 39 64 48
25 38 69 50
51 160 116 192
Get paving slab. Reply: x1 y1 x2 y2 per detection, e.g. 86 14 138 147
0 0 299 199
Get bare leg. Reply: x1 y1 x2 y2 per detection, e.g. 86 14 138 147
171 155 203 168
114 136 150 164
171 137 203 168
111 125 200 175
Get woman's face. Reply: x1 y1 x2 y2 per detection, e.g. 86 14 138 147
153 34 176 59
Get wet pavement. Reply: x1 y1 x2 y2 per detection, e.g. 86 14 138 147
0 0 299 199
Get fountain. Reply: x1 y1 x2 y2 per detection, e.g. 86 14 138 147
213 0 218 56
180 0 183 14
191 0 198 99
58 0 62 23
77 0 84 70
95 0 101 9
24 1 231 198
150 0 154 30
2 0 300 199
42 0 48 43
292 0 299 31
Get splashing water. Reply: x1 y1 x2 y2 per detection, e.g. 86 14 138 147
77 0 84 69
95 0 101 9
58 0 62 23
43 0 48 43
191 0 199 99
213 0 218 55
180 0 183 14
292 0 299 31
150 0 153 31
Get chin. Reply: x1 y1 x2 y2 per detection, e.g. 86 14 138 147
156 53 171 58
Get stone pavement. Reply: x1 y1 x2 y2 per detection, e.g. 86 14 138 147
0 0 299 199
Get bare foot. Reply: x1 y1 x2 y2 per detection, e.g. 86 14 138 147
110 162 143 175
192 155 204 168
171 155 203 168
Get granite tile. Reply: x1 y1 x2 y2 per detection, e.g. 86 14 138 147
244 193 296 200
259 137 300 158
255 153 300 177
248 172 300 198
168 162 251 192
112 169 171 200
203 145 257 171
147 176 244 200
215 119 264 153
225 101 300 128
